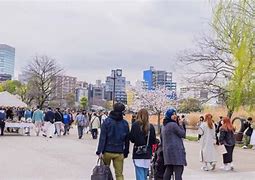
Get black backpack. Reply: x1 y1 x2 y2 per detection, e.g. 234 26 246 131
91 158 113 180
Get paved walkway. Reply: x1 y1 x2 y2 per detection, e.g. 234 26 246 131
0 128 254 180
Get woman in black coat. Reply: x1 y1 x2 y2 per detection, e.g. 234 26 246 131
219 117 235 171
129 108 156 180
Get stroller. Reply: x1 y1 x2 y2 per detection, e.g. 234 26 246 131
149 139 165 180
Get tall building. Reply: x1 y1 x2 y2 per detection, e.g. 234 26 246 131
0 44 15 78
75 81 89 103
105 69 127 104
143 66 176 91
88 80 106 106
143 66 177 99
179 87 208 102
54 75 77 102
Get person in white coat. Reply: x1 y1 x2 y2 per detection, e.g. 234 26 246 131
198 113 218 171
90 113 100 139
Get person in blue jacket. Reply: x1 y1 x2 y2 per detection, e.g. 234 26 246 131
96 103 130 180
63 111 71 135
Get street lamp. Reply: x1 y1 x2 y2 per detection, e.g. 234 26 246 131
111 69 122 108
112 70 116 108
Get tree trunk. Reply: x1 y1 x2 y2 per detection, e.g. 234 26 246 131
157 112 161 135
227 108 234 119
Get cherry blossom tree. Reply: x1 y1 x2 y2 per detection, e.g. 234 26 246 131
130 86 174 134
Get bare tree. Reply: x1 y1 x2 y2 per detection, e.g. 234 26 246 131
25 56 63 108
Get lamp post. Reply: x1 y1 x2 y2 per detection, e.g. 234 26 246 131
112 70 116 108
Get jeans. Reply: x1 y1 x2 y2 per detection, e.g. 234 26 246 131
163 165 184 180
63 124 70 135
78 126 84 138
103 152 124 180
91 129 98 139
134 165 148 180
54 122 62 136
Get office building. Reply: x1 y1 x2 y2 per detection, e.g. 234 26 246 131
54 75 77 101
143 66 177 99
88 80 106 106
105 69 127 104
0 44 15 78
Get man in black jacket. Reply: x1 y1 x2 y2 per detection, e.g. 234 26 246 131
54 108 63 136
96 103 129 180
242 117 253 149
43 107 55 138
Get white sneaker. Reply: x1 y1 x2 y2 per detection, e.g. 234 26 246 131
220 165 231 171
201 166 209 171
242 145 248 149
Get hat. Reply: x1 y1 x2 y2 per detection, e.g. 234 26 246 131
113 103 125 112
165 108 176 119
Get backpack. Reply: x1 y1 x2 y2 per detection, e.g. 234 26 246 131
91 158 113 180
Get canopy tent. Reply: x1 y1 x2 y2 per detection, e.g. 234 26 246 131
0 91 27 107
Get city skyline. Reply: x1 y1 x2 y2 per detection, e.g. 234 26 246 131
0 0 212 85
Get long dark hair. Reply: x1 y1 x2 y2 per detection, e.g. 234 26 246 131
137 108 149 134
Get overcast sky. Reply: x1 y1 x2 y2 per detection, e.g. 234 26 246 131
0 0 212 85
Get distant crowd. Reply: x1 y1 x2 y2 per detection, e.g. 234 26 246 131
0 106 107 140
1 105 255 180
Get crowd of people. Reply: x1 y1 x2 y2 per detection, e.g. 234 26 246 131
1 104 255 180
0 106 104 139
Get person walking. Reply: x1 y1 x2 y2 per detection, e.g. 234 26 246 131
129 108 156 180
161 108 186 180
219 117 235 171
63 111 71 135
54 108 63 137
24 108 32 120
198 114 217 171
0 107 6 136
32 106 44 136
76 111 85 139
90 112 100 139
242 117 253 149
96 103 130 180
101 111 108 124
197 116 204 141
43 107 55 138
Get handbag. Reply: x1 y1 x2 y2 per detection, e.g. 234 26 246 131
216 144 227 155
135 127 151 155
91 157 113 180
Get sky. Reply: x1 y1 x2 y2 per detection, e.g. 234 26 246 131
0 0 213 86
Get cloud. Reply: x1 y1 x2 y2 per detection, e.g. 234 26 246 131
0 0 212 85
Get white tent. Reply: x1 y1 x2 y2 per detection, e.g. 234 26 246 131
0 91 27 107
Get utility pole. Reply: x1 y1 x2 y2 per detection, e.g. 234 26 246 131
112 70 116 108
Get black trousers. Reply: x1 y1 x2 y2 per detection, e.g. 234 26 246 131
91 129 98 139
0 121 5 135
163 165 184 180
223 145 234 164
